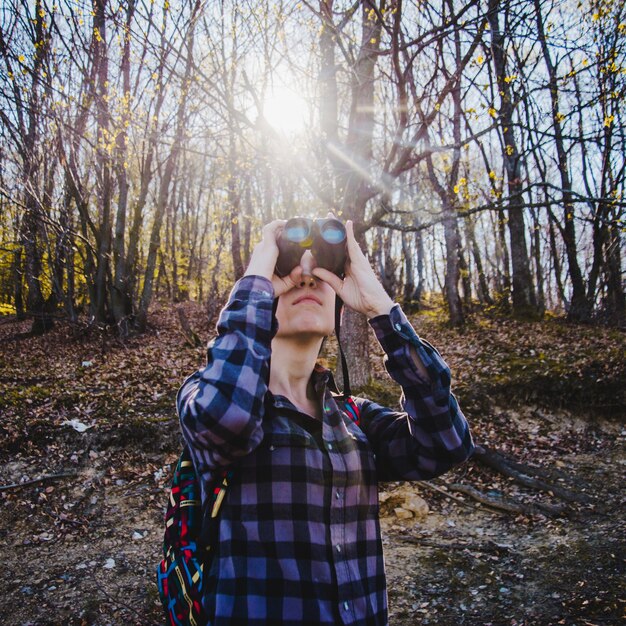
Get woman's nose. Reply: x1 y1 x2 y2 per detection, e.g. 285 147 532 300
298 251 317 288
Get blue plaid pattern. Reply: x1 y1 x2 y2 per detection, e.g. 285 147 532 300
177 275 474 625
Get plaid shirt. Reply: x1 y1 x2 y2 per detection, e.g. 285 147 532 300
178 275 474 625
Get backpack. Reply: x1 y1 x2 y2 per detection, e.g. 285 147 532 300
156 396 361 626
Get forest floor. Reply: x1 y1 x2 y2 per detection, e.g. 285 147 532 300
0 299 624 626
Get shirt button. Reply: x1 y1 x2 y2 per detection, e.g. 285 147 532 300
343 601 349 611
327 443 333 451
394 323 402 331
336 491 342 499
336 544 341 553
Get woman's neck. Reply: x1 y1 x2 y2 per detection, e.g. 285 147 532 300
269 335 323 406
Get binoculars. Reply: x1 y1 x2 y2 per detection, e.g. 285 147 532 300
275 217 347 278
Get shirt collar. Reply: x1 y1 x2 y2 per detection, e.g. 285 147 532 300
312 363 341 395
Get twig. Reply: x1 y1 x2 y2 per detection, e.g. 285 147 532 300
446 482 566 517
94 584 151 622
398 535 513 555
420 479 505 515
0 471 77 492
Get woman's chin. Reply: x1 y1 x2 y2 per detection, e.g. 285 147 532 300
276 323 332 340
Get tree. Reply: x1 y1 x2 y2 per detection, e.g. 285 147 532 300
487 0 539 318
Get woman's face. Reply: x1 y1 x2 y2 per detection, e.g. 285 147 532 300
274 250 336 339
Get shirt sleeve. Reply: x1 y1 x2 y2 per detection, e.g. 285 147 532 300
176 275 276 477
356 304 474 481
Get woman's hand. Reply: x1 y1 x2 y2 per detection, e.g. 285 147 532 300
312 220 395 319
243 219 303 297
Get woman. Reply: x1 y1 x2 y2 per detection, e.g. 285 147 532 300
177 218 474 625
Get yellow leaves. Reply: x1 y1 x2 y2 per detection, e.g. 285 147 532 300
488 107 497 119
18 54 26 63
592 13 600 22
504 74 517 83
434 103 441 111
604 115 615 127
582 58 589 67
370 38 377 44
94 27 103 43
476 55 484 65
619 23 626 33
489 171 497 180
506 145 514 156
555 111 565 122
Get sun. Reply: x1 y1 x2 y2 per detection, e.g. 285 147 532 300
262 85 309 134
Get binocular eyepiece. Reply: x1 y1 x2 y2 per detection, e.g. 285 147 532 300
275 217 347 278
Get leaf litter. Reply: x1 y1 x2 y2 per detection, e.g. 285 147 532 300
0 302 623 625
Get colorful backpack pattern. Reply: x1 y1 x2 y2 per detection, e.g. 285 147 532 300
156 397 360 626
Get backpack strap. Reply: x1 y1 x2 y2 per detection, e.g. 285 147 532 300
340 395 361 427
210 469 232 519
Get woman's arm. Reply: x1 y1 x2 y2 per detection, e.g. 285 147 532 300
313 219 473 480
177 276 277 471
178 219 306 473
355 304 474 480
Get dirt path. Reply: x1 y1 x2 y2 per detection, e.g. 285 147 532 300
0 409 622 626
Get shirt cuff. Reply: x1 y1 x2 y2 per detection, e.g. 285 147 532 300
229 274 275 301
369 304 446 389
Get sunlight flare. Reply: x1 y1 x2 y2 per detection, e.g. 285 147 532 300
262 85 309 134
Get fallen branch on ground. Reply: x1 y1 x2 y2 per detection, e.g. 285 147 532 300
398 535 513 555
446 482 567 517
473 444 593 504
420 479 506 515
0 472 77 492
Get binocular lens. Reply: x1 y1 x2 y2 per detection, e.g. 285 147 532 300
284 219 310 243
320 222 345 244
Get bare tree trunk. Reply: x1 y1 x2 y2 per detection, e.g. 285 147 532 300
318 0 340 202
605 221 625 326
442 206 465 326
334 1 384 390
376 227 396 297
547 212 567 311
136 0 201 332
228 136 244 281
488 0 538 318
533 0 587 322
465 214 492 305
530 207 545 314
12 247 24 318
402 232 415 306
111 1 135 336
1 0 53 333
93 0 113 325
